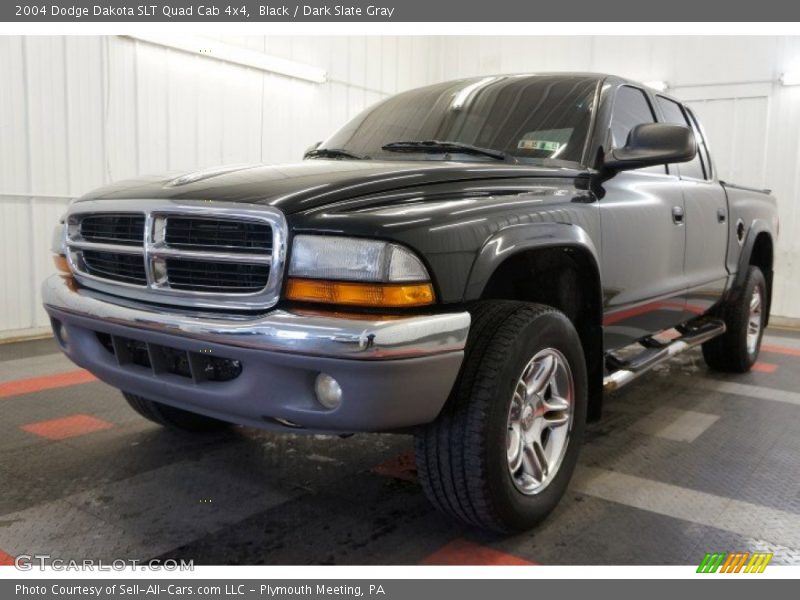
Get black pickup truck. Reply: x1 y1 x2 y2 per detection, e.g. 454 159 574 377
44 73 778 532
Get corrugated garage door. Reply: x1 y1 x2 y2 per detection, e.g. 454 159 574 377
679 83 771 190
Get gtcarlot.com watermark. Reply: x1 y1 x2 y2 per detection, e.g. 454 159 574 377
13 554 194 572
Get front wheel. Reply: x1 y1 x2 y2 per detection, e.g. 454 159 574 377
414 301 588 532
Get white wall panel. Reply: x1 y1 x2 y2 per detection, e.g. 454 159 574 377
104 37 139 182
26 37 71 197
65 37 106 195
0 198 34 333
166 50 200 171
0 38 29 194
685 97 770 188
135 42 171 174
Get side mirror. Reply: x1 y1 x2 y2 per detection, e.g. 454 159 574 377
604 123 697 171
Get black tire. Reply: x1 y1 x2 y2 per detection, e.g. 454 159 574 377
414 301 588 533
123 392 231 433
702 266 767 373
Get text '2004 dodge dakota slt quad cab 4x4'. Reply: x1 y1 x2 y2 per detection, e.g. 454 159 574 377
44 73 778 532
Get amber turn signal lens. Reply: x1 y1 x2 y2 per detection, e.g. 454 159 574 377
286 278 435 307
53 254 71 274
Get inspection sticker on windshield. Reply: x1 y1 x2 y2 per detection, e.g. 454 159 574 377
518 139 563 152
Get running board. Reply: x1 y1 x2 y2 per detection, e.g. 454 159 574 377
603 318 726 393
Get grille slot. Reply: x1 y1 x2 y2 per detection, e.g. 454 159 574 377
96 332 242 383
82 250 147 285
80 214 145 245
165 217 272 252
165 258 270 293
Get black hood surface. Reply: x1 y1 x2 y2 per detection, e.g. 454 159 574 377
78 160 585 214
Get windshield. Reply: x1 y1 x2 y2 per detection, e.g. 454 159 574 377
318 75 599 166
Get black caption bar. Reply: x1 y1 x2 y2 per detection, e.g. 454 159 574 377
4 0 800 22
5 579 795 600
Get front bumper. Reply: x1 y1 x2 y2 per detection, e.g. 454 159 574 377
42 274 470 432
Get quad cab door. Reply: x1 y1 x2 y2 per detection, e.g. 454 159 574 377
654 96 729 315
599 85 691 350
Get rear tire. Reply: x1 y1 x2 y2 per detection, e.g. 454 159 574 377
123 392 231 433
702 266 767 373
414 301 588 532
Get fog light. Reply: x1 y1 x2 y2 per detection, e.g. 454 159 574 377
315 373 342 409
51 318 69 348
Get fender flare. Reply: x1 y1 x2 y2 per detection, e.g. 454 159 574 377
463 222 602 302
731 218 773 293
729 219 774 325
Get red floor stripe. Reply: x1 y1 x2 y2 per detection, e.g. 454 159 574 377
421 539 536 566
372 451 418 483
752 362 779 373
761 344 800 358
0 369 96 399
21 414 114 440
0 549 15 566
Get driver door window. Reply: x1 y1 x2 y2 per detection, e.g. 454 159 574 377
609 86 665 175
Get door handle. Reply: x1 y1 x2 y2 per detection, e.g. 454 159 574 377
717 208 727 224
672 206 685 225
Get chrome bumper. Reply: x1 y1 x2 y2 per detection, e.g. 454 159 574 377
41 274 470 360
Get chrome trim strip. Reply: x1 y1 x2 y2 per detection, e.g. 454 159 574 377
149 246 272 265
142 210 156 289
63 199 288 310
68 240 145 254
43 274 470 360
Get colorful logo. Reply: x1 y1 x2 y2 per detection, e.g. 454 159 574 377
697 552 773 573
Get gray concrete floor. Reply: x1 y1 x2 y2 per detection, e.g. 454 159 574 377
0 330 799 565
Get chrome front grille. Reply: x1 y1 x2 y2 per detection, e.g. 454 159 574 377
64 200 287 310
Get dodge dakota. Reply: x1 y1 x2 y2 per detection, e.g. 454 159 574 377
43 73 778 532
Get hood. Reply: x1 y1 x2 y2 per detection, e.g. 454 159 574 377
78 160 585 215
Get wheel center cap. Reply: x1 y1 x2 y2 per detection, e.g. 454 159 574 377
521 403 536 430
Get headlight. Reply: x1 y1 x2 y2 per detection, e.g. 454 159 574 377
289 235 428 282
286 235 434 307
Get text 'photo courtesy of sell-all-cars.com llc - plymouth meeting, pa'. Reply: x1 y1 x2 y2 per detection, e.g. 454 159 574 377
44 73 777 533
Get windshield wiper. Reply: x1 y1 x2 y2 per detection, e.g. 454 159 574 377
304 148 369 160
381 140 513 162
